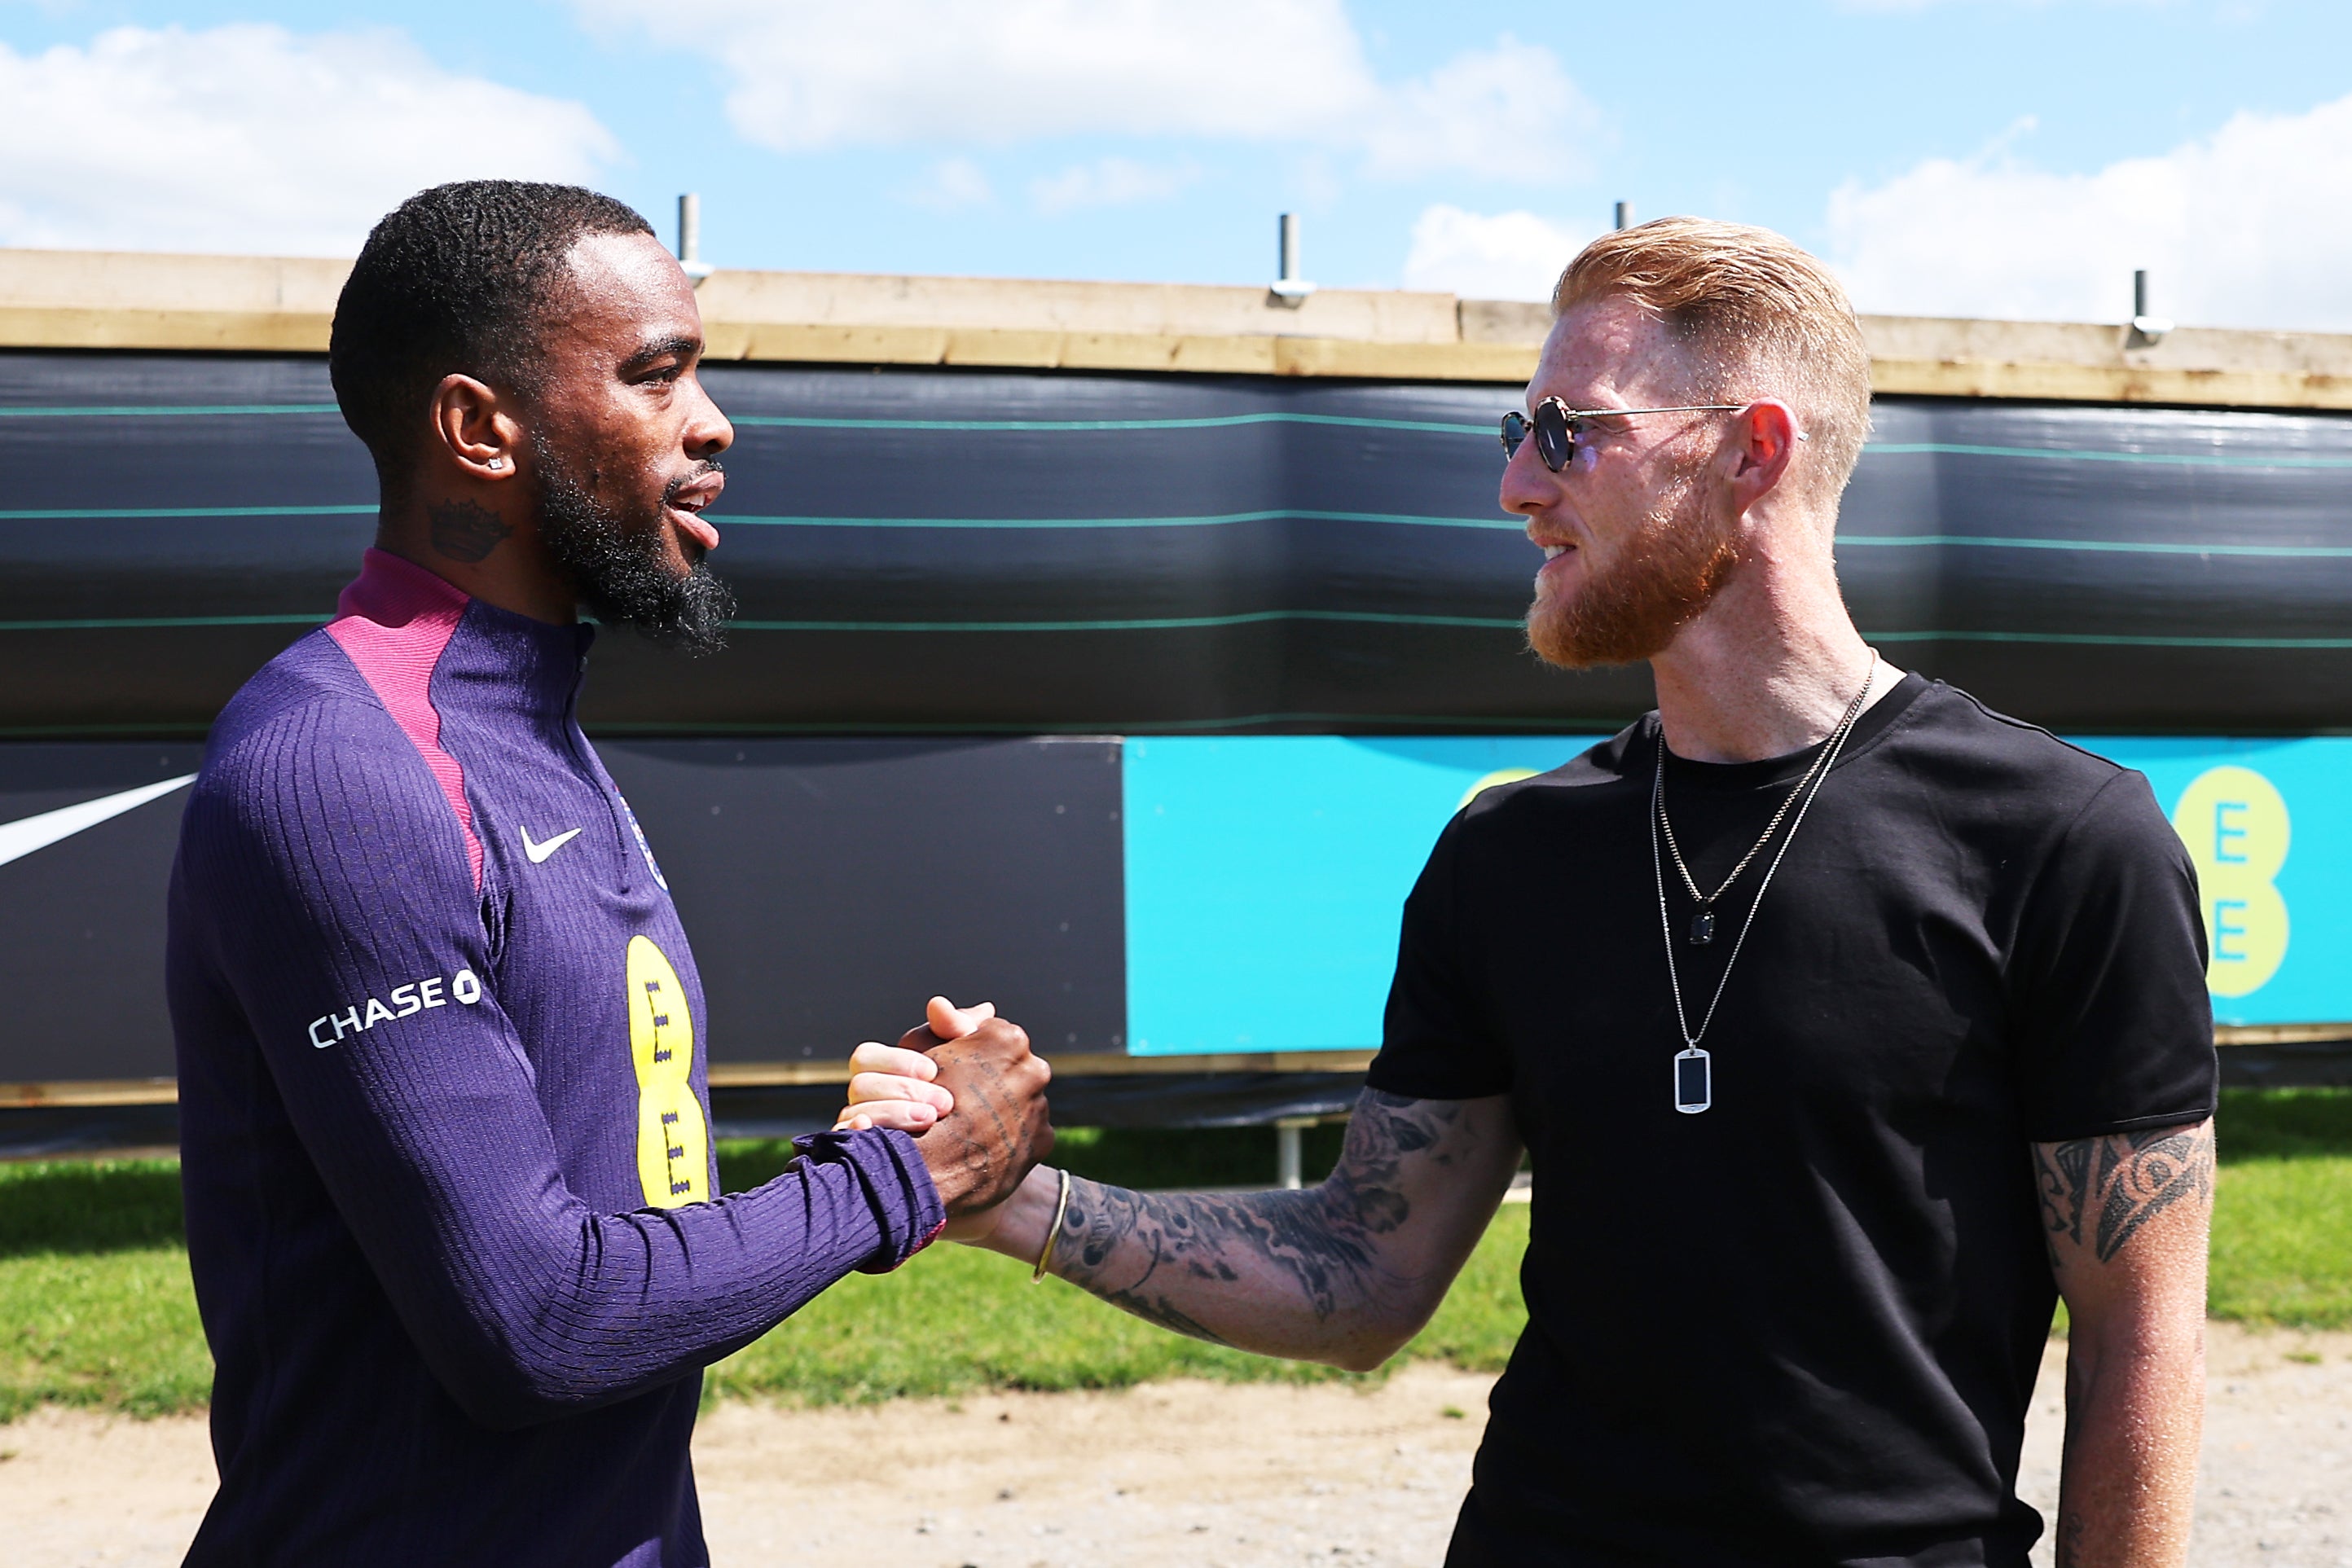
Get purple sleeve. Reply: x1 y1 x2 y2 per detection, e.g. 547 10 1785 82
179 701 943 1430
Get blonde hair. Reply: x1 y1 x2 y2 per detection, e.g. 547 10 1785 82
1552 217 1872 499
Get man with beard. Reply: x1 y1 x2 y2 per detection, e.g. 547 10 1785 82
166 181 1052 1566
846 219 2217 1566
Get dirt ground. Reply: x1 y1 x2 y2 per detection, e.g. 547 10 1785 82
4 1324 2347 1567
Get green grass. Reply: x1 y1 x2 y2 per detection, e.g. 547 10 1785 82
2209 1087 2352 1328
704 1203 1528 1408
2 1088 2346 1421
0 1159 208 1422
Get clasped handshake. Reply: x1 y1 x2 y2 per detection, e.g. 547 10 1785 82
831 995 1058 1246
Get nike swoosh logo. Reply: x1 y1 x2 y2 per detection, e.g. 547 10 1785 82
520 825 583 864
0 774 197 869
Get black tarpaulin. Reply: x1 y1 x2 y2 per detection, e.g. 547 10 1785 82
5 351 2352 736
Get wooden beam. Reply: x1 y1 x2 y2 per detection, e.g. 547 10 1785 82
6 1031 2342 1112
2215 1022 2352 1047
708 1051 1374 1089
0 1078 178 1109
12 246 2352 406
0 1053 1378 1108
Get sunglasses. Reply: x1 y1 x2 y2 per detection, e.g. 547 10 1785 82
1499 398 1800 472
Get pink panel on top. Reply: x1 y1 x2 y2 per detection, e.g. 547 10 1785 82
325 550 483 891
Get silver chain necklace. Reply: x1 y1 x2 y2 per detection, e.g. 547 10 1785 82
1650 661 1879 1114
1656 674 1870 947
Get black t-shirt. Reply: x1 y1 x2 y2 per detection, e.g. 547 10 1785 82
1369 675 2216 1568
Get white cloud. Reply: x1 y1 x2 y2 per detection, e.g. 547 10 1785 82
1360 37 1596 179
573 0 1590 180
1400 204 1594 301
1029 156 1198 215
906 155 995 212
1830 0 2176 9
1827 91 2352 329
0 24 617 254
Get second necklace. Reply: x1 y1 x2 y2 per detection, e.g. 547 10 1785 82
1650 660 1879 1115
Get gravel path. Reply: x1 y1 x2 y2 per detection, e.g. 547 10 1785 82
4 1324 2346 1566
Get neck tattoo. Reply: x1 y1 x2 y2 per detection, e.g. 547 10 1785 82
1649 660 1879 1114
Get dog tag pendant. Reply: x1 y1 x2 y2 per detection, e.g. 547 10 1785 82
1689 908 1715 946
1673 1047 1712 1114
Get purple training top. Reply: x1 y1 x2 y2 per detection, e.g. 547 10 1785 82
167 550 943 1566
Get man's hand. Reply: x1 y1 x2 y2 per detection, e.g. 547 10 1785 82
834 996 988 1134
835 996 1050 1216
921 1013 1053 1214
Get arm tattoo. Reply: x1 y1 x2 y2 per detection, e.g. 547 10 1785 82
1050 1091 1462 1344
2056 1509 2088 1568
427 498 512 562
2032 1122 2214 1266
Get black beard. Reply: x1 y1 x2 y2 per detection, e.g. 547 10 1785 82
530 436 735 656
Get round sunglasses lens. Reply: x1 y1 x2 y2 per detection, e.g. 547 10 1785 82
1500 411 1528 456
1533 405 1574 472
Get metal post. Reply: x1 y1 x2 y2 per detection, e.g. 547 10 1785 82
1270 213 1315 305
1275 1117 1314 1188
2126 269 2170 346
677 194 701 266
1614 200 1633 231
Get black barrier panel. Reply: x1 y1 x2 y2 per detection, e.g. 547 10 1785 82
0 745 201 1082
0 736 1121 1086
7 350 2352 735
704 1071 1365 1140
595 737 1124 1061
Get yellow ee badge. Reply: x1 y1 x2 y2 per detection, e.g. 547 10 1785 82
1457 768 1541 810
2170 766 2290 998
626 934 710 1207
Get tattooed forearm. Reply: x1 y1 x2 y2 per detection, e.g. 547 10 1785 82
1049 1091 1483 1357
2033 1121 2215 1267
427 497 512 562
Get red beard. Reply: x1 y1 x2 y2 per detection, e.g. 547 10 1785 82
1525 476 1743 669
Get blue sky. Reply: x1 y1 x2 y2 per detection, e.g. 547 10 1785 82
4 1 2349 327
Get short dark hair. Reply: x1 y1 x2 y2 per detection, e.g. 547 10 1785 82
329 180 653 493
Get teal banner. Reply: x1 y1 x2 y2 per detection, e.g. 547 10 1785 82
1123 735 2352 1054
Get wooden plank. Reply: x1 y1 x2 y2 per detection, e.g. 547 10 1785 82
0 305 332 354
3 1033 2337 1106
708 1051 1373 1089
7 1031 2341 1109
2 1053 1378 1107
701 321 1525 382
2216 1022 2352 1047
1866 355 2352 413
0 1078 178 1109
11 248 2352 406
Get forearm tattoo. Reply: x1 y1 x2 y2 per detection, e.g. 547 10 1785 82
1051 1091 1464 1344
2033 1121 2214 1267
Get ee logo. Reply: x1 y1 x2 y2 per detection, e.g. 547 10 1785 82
2170 766 2289 998
626 934 710 1208
1457 768 1541 810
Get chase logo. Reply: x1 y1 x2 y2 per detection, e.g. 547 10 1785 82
309 969 483 1048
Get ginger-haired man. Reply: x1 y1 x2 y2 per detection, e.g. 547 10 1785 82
851 219 2216 1566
